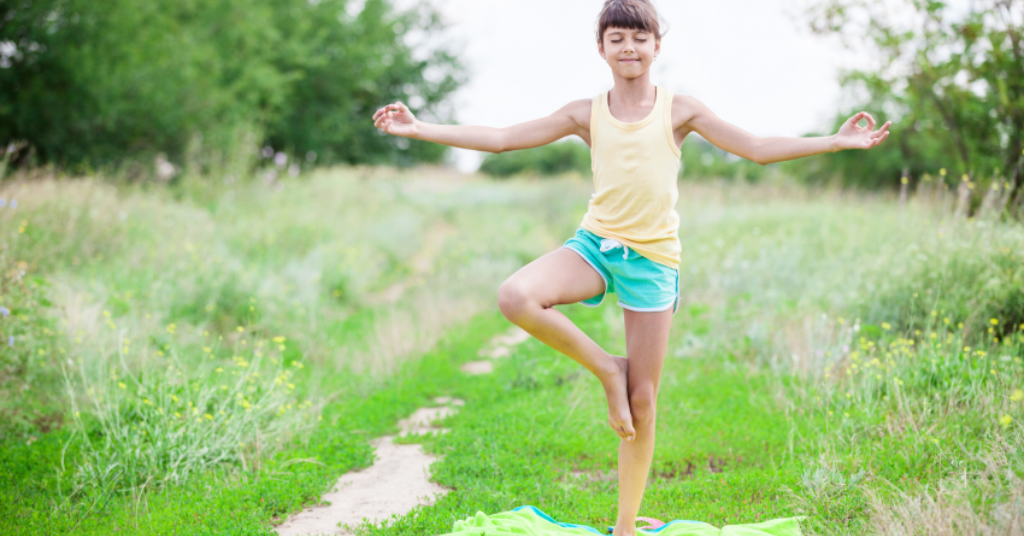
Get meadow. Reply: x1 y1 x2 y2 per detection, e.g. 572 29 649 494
1 166 1022 535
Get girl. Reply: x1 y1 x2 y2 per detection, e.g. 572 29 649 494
372 1 889 533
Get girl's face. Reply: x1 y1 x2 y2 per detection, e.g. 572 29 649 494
599 27 660 80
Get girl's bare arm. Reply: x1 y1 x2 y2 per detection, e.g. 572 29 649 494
674 96 891 165
371 100 592 153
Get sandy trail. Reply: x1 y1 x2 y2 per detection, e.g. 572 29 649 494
275 327 532 536
478 326 531 358
275 398 460 536
461 326 532 374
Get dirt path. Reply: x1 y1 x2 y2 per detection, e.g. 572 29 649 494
460 326 530 375
275 398 461 536
275 327 531 536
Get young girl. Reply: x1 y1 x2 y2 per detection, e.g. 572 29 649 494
373 1 889 533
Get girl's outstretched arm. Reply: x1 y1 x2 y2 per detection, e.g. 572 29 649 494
676 96 891 165
371 100 591 153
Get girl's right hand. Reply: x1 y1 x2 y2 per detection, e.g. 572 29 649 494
372 102 419 138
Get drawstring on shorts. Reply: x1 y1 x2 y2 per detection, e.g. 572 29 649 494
599 238 629 260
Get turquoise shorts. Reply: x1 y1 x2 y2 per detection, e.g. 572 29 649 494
562 228 679 313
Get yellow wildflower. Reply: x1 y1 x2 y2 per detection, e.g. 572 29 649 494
1000 415 1013 428
1012 390 1024 402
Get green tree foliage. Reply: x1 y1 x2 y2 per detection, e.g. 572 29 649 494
796 0 1024 193
478 140 591 178
0 0 462 171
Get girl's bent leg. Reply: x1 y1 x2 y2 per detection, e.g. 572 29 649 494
498 248 635 440
614 308 673 536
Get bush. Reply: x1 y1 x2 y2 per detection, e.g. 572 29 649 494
479 141 591 178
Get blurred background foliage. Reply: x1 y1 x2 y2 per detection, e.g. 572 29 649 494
478 140 591 178
0 0 462 173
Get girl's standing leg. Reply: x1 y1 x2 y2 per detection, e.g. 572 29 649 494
614 308 673 536
498 248 636 440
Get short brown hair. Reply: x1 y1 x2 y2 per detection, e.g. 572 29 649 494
596 0 665 44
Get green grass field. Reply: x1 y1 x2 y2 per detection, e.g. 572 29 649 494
1 168 1022 535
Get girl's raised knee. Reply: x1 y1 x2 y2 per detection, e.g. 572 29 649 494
497 280 531 322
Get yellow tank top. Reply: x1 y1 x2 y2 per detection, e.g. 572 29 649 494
581 86 682 269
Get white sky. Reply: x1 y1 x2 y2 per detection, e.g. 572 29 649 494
425 0 861 172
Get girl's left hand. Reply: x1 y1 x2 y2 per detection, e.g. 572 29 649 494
833 112 891 151
372 102 419 138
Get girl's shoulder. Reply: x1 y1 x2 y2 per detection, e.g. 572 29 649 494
669 92 710 131
564 98 595 116
554 98 597 131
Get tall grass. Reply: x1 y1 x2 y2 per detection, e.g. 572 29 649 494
663 180 1024 533
63 329 314 497
0 167 586 501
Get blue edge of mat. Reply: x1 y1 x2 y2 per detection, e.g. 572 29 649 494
513 505 704 535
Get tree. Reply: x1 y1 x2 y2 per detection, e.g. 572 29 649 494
798 0 1024 196
0 0 463 172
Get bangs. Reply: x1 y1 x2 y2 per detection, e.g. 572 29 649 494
597 0 662 43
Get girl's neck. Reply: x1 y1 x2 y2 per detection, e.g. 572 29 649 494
609 72 656 107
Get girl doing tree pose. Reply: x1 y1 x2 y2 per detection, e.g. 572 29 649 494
372 1 889 534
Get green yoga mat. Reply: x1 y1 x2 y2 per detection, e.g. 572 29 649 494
442 506 804 536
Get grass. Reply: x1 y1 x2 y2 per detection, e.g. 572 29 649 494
1 167 1023 534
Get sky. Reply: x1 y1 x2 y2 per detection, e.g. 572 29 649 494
423 0 863 172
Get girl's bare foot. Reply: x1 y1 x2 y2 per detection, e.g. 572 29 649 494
601 356 635 441
612 521 637 536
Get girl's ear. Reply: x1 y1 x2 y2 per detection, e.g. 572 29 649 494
598 39 606 59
